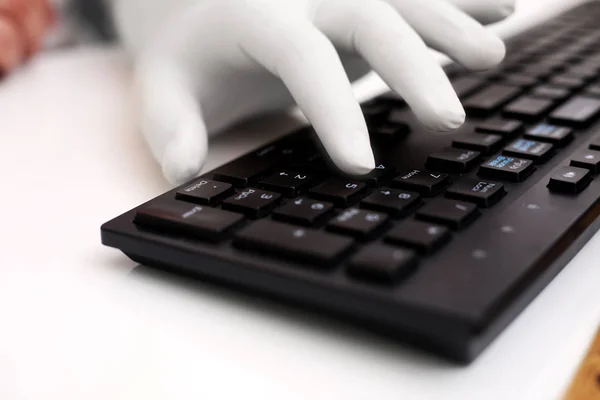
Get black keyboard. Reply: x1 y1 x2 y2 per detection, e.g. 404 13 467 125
101 2 600 364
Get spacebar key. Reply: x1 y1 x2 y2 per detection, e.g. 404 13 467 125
235 220 354 266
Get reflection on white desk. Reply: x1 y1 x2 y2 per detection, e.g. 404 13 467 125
1 1 599 399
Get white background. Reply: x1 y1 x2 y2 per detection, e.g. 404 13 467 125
1 1 599 399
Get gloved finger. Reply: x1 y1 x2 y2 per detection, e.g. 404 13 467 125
389 0 506 71
316 0 464 132
241 17 375 175
445 0 516 25
0 16 24 75
134 58 209 185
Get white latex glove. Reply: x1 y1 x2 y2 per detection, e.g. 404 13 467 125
111 0 516 185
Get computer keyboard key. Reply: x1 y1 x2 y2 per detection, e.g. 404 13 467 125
327 208 389 240
175 179 234 206
590 139 600 150
530 85 572 101
222 188 281 218
498 74 538 88
445 179 506 208
478 155 535 182
347 244 418 283
309 179 367 207
134 202 244 242
385 219 451 254
524 124 574 146
234 220 354 266
360 189 421 218
213 145 281 186
519 65 555 80
426 148 481 174
548 96 600 127
392 170 450 196
584 85 600 97
259 170 318 197
547 166 592 194
364 164 397 188
464 84 523 116
452 133 504 155
452 76 485 98
416 199 479 230
503 139 555 163
548 74 587 89
296 154 328 172
570 150 600 173
564 65 599 80
272 198 334 226
502 97 556 121
476 118 524 138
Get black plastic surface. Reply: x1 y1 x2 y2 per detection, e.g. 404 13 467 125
101 2 600 363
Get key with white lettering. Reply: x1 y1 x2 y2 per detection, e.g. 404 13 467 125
478 155 535 182
547 166 592 194
360 188 421 217
426 148 481 174
392 169 450 196
134 201 245 241
503 139 555 163
363 163 396 187
309 179 367 207
272 198 334 226
327 208 389 240
445 179 506 208
176 179 234 205
234 220 354 266
222 188 281 218
259 169 318 197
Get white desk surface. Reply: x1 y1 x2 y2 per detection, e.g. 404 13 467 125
1 1 599 399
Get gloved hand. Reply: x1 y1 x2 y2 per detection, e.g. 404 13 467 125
111 0 516 185
0 0 54 75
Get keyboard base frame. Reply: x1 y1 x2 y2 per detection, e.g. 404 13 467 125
101 1 600 364
101 204 600 363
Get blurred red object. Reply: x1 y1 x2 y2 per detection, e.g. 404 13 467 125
0 0 55 75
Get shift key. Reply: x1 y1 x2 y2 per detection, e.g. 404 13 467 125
548 96 600 128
